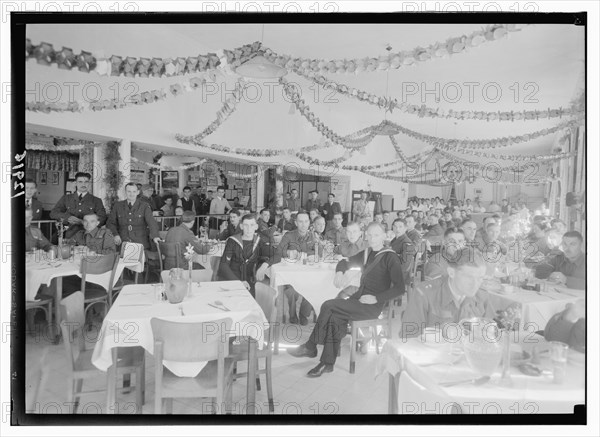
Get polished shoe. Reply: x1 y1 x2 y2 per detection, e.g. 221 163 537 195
287 344 317 358
299 315 309 326
307 362 334 378
288 314 299 324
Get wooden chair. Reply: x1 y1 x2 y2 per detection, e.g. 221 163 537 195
158 231 168 240
112 242 145 302
348 300 394 374
26 295 53 336
151 317 235 414
144 249 161 283
157 242 182 272
229 283 276 413
59 292 146 413
160 269 213 283
209 256 221 281
79 252 120 321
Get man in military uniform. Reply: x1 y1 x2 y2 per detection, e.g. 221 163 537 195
66 213 116 254
139 184 161 211
390 218 417 287
50 172 107 239
400 247 495 338
25 178 44 220
106 182 160 250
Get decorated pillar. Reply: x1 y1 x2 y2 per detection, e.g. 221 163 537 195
93 145 107 208
275 165 284 220
119 139 132 198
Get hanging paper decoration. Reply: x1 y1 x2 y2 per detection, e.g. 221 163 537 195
292 67 585 122
130 155 207 170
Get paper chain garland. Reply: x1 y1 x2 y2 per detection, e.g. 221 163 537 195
292 67 584 122
26 24 526 78
26 75 220 113
130 155 206 170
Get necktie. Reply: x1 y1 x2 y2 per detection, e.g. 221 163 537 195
79 193 83 202
128 202 133 209
26 199 30 208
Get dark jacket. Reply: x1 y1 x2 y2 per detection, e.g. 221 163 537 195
66 227 116 254
277 218 296 232
163 224 210 270
322 201 342 222
26 226 52 252
106 199 159 249
219 234 273 296
390 233 417 284
27 198 44 220
218 222 242 241
50 192 107 239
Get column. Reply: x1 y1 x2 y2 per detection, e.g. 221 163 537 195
119 139 132 200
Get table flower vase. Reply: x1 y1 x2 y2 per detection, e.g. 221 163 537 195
165 268 187 304
188 259 193 297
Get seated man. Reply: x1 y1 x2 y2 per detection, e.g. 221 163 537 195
334 221 367 258
476 222 508 261
275 211 317 325
288 222 404 377
544 299 585 353
535 231 585 289
312 216 327 241
373 212 387 232
424 227 466 280
219 214 273 298
324 212 347 246
308 208 321 225
257 208 275 244
218 208 242 241
460 219 478 248
423 214 444 245
65 213 116 254
163 211 210 270
25 208 52 252
390 218 417 286
277 207 297 233
400 248 495 338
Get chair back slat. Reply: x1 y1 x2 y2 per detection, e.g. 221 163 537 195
59 292 85 369
254 283 277 346
158 242 183 270
150 317 232 362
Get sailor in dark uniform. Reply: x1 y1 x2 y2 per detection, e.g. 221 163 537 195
50 172 107 239
106 182 160 250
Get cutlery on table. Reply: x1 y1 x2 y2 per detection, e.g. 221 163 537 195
439 376 491 387
214 300 231 311
178 304 185 316
207 303 230 312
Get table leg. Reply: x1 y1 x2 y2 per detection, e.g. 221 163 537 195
53 277 63 343
106 348 117 414
273 285 284 355
246 338 257 415
388 372 400 414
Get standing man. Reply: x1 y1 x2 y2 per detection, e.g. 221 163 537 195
51 172 107 239
287 188 301 215
304 190 322 216
322 193 342 225
177 186 197 213
353 192 371 228
106 182 160 250
139 184 161 211
287 222 404 376
209 186 231 229
25 178 43 220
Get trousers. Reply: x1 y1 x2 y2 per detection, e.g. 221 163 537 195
306 297 383 365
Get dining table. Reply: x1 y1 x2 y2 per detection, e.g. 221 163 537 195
91 280 267 414
26 247 143 339
484 280 585 333
268 258 349 354
377 334 585 415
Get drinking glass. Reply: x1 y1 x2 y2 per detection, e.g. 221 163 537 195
549 341 569 384
460 317 503 377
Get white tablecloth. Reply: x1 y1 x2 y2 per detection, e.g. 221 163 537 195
195 241 226 270
377 337 585 414
487 285 585 332
269 261 344 314
91 281 267 377
25 251 142 302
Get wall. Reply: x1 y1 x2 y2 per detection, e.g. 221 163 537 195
347 171 409 211
408 184 443 200
35 171 65 210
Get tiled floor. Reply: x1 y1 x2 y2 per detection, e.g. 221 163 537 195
25 316 400 415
